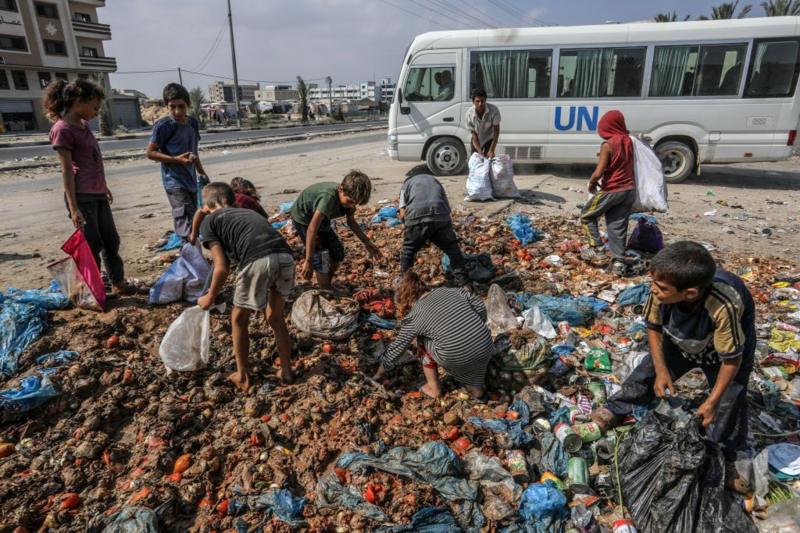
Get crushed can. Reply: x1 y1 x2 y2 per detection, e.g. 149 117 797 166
506 450 529 483
533 418 551 433
593 434 617 463
554 422 583 453
572 422 603 443
613 519 637 533
567 457 590 493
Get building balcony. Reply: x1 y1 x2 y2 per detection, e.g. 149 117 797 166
69 0 106 7
79 55 116 71
72 19 112 40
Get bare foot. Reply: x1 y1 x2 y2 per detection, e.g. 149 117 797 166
420 383 442 399
276 366 295 384
228 372 251 392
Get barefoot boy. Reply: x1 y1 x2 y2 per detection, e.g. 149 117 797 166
196 183 295 390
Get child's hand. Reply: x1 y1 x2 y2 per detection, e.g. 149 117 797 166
300 260 314 281
696 398 719 427
587 180 599 194
70 209 86 229
367 243 383 261
106 190 114 205
188 231 198 245
197 293 213 310
174 152 194 165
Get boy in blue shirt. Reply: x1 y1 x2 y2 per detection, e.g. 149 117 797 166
147 83 208 240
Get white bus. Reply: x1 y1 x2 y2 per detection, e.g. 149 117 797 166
387 17 800 182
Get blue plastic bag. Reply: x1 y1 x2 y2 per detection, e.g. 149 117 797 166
149 243 211 305
363 313 397 330
101 506 160 533
618 284 651 307
0 301 47 377
516 294 607 326
251 489 307 527
271 220 289 230
158 232 183 251
35 350 78 366
506 213 542 246
468 399 533 448
372 206 402 227
518 481 568 532
0 374 59 414
377 507 460 533
278 201 294 214
316 473 389 522
6 283 69 310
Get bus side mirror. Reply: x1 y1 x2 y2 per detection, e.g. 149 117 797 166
401 106 411 115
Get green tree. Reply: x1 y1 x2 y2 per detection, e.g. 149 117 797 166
95 74 113 136
189 87 206 128
654 12 692 21
699 1 752 19
296 76 308 123
761 0 800 15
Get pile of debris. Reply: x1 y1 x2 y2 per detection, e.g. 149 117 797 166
0 202 798 532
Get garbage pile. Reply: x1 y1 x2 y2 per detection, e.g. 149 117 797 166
0 203 799 532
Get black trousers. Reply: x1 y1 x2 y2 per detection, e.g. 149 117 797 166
401 220 466 283
607 341 752 460
72 195 125 284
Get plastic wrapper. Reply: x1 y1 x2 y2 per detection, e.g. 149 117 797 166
631 135 668 213
376 507 460 533
487 284 519 336
149 243 211 305
465 153 494 201
516 293 608 327
158 306 210 373
316 473 389 522
464 451 522 521
757 498 800 533
0 301 47 377
522 305 557 339
291 290 360 340
490 154 521 199
585 348 612 373
506 213 542 245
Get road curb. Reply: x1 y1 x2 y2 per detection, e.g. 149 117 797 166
0 125 387 172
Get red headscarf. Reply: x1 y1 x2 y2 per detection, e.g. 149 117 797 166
598 110 633 163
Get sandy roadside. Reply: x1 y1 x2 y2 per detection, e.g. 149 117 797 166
1 130 799 290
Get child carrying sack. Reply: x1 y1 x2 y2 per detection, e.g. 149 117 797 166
630 136 668 213
149 243 211 305
47 230 106 311
159 305 210 373
465 153 494 201
490 154 521 199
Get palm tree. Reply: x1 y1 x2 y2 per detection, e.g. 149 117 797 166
654 12 692 21
296 76 308 123
699 1 752 19
189 87 206 128
761 0 800 15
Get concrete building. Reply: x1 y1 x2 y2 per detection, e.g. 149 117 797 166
308 78 396 103
254 84 298 102
0 0 117 132
208 81 259 104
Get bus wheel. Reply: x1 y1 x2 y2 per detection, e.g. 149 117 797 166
426 138 466 176
655 141 695 184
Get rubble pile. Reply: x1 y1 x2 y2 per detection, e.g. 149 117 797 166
0 203 798 532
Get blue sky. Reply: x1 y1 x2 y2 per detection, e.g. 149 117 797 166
105 0 766 98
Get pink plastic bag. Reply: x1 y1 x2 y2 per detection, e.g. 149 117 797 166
53 230 106 311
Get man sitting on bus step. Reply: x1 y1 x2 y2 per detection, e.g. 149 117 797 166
466 88 501 158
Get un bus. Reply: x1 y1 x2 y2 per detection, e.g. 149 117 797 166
387 17 800 182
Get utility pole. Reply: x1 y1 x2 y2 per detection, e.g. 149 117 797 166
178 66 183 86
227 0 242 127
325 76 332 119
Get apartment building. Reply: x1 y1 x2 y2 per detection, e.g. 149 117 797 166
254 84 298 102
208 81 258 104
0 0 116 132
308 78 396 103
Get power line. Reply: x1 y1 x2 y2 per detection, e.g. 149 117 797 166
489 0 551 26
376 0 458 29
459 0 510 28
113 68 177 74
428 0 496 28
190 20 228 72
407 0 479 28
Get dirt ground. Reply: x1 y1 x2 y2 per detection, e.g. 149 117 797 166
1 129 799 290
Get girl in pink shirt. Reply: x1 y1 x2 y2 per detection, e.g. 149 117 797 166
44 79 134 296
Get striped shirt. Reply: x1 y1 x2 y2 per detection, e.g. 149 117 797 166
644 269 755 367
381 287 495 387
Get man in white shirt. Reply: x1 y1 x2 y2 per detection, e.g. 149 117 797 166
465 88 501 158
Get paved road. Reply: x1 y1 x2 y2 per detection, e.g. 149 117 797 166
0 120 386 162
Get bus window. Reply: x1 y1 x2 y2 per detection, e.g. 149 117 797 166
470 50 552 98
557 47 645 98
745 39 800 98
695 43 747 96
403 66 455 102
650 45 700 97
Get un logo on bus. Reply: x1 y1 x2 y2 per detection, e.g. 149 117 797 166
554 106 599 132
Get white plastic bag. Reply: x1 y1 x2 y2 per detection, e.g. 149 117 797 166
486 283 518 336
631 136 668 213
522 305 557 339
149 243 211 305
291 289 360 340
490 154 520 199
159 306 210 373
465 153 494 201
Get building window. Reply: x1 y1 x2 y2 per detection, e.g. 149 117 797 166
81 47 98 57
403 66 456 102
43 40 67 56
0 34 27 52
471 49 552 99
0 0 18 12
73 12 91 22
745 38 800 98
11 70 28 90
558 47 646 98
34 2 58 18
55 72 67 81
38 71 51 88
650 43 747 97
0 70 9 90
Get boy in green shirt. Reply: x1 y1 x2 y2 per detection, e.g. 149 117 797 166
291 170 382 289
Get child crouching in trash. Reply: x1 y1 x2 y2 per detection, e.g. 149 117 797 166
372 271 494 399
592 241 755 486
195 182 296 390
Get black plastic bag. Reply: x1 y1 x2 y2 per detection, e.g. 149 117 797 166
615 400 756 533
